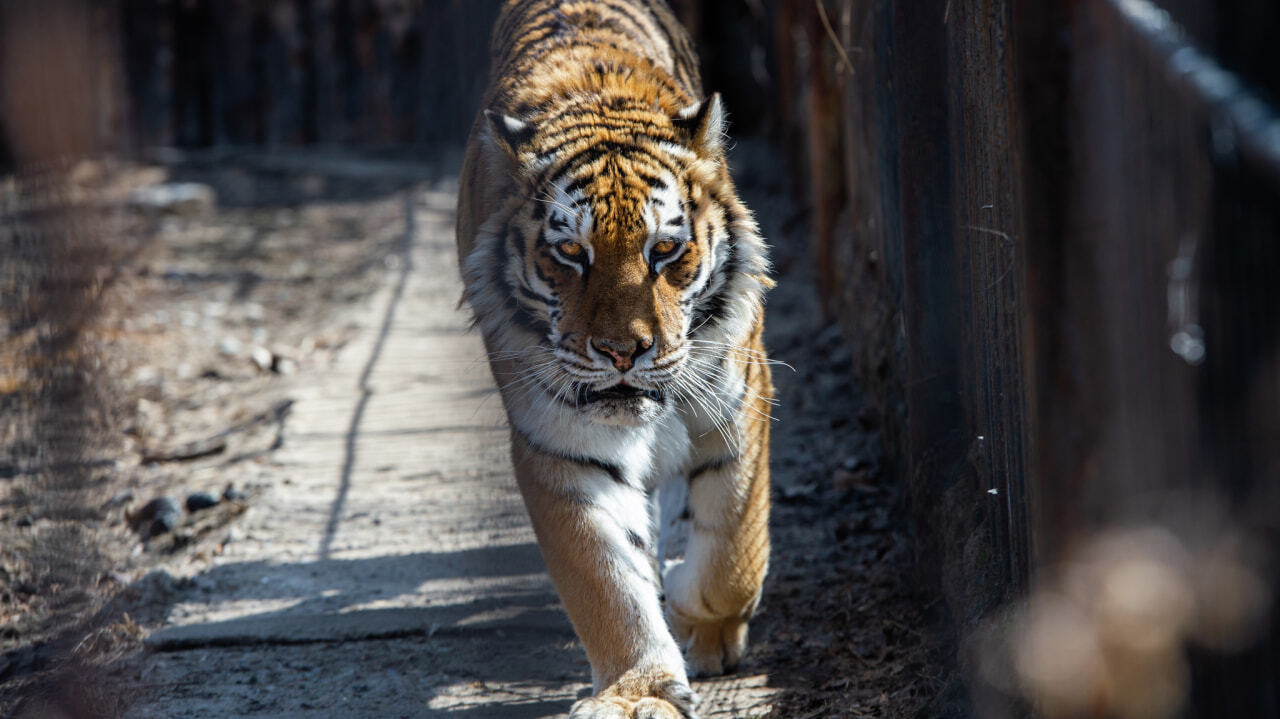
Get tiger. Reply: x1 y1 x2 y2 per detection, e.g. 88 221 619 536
455 1 774 716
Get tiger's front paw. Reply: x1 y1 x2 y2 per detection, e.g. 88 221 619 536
667 607 750 678
569 670 699 719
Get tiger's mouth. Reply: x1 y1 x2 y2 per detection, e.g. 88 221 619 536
578 382 665 404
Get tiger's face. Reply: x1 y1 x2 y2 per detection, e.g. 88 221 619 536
468 94 765 427
513 159 717 425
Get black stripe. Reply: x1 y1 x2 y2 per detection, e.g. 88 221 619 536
535 118 620 149
543 141 682 195
493 0 547 55
640 3 682 75
548 140 681 185
513 425 631 487
510 227 528 266
592 0 654 43
517 16 573 46
626 529 647 552
688 455 736 483
536 119 674 158
549 144 615 184
533 257 557 289
563 175 592 196
516 284 555 309
690 225 738 333
638 172 669 190
605 96 656 113
495 224 550 336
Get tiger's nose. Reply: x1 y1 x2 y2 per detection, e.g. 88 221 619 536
591 336 654 372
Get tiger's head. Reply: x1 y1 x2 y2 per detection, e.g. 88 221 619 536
465 93 770 426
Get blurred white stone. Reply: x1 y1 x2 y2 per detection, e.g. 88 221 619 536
250 345 273 372
128 182 216 215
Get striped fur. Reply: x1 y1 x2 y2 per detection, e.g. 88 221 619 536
455 2 773 716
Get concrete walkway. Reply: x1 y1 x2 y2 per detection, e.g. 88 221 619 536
131 185 774 718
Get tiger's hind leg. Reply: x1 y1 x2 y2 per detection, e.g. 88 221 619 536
663 350 772 677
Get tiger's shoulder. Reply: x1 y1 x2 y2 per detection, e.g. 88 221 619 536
487 0 702 109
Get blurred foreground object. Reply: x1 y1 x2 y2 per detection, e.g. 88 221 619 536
2 1 137 715
978 519 1272 719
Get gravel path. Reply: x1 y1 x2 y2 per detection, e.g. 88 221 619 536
126 183 775 718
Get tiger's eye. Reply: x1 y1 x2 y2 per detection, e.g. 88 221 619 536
557 241 584 257
653 240 677 256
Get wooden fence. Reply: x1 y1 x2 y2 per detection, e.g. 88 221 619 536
784 0 1280 715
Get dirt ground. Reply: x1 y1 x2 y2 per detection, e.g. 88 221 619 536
0 144 957 718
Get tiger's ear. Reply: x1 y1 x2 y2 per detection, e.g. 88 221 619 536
672 93 726 157
484 109 536 158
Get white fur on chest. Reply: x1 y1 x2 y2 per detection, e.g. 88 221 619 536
508 388 695 490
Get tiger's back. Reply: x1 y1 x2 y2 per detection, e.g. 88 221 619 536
456 3 773 717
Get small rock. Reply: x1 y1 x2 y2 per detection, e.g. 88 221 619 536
129 496 180 534
133 496 180 521
250 345 273 372
150 510 179 536
186 491 220 512
272 356 298 375
219 336 243 357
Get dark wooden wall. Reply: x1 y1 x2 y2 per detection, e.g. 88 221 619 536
783 0 1280 714
97 0 777 153
117 0 505 149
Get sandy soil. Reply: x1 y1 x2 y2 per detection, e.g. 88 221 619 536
0 145 956 718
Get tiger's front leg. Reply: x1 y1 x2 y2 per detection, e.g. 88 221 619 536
664 341 772 678
510 432 699 719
